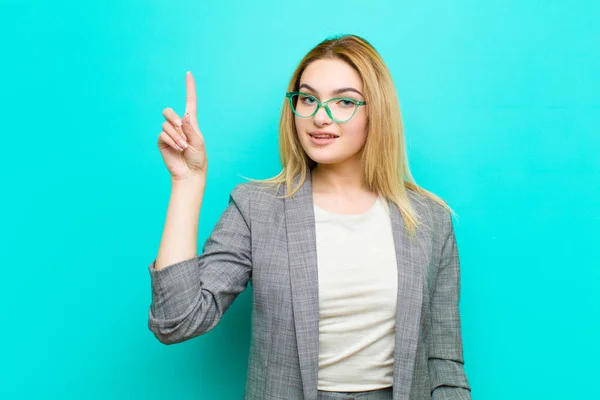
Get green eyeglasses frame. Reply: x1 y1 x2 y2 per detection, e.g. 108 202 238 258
285 91 367 123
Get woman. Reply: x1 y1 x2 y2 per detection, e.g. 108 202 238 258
148 34 472 400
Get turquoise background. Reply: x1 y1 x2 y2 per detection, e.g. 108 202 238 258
1 0 598 399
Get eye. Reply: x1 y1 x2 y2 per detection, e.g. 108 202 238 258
338 99 356 108
299 95 317 104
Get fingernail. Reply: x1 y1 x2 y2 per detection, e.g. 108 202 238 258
175 118 182 127
179 140 189 149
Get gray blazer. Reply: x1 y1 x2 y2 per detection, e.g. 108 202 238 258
147 170 472 400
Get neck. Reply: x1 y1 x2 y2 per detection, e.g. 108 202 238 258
311 161 371 196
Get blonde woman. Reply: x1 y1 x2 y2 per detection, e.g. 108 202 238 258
149 34 472 400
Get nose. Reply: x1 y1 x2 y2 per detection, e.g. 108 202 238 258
313 105 332 126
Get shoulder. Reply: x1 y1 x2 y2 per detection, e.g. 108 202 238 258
406 188 453 237
229 180 283 215
226 181 286 232
231 180 281 200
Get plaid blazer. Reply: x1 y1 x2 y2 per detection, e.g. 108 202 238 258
147 170 472 400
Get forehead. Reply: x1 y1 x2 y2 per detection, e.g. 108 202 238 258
299 58 363 93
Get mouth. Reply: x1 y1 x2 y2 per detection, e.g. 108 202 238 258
308 131 339 139
308 132 339 146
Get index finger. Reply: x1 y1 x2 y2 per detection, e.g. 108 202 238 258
185 71 197 118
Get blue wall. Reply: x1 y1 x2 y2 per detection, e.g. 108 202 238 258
1 1 598 399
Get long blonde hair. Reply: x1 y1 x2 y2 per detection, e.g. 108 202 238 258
245 34 454 236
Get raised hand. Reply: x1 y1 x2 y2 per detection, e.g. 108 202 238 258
157 71 208 181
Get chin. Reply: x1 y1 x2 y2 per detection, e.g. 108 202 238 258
304 151 346 165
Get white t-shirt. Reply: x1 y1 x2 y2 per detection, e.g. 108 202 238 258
315 195 398 392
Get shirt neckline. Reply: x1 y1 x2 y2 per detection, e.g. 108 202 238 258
313 195 381 219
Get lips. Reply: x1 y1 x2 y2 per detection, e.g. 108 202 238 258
309 131 339 138
308 132 338 146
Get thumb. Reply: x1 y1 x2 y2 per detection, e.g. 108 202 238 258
181 112 205 149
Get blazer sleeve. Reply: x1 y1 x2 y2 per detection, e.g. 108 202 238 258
429 208 472 399
147 184 252 344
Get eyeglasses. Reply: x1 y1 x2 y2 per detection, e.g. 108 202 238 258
285 91 367 123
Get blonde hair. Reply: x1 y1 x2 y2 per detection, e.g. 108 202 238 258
245 34 454 236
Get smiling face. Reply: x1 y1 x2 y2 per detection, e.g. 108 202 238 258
294 58 368 167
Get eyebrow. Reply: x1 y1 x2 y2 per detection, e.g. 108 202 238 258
298 83 364 98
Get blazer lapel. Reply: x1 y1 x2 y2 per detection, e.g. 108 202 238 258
284 170 320 400
388 196 426 400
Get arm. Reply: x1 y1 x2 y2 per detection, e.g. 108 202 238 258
147 184 252 344
154 177 206 271
429 209 472 399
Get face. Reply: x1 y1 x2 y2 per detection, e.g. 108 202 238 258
294 58 368 167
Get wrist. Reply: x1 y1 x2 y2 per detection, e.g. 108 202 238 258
171 174 206 192
171 173 205 185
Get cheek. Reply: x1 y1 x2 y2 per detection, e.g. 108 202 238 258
355 110 368 132
295 116 307 130
295 117 310 141
294 116 301 132
342 117 368 142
